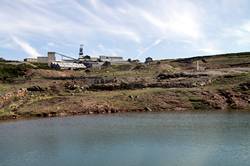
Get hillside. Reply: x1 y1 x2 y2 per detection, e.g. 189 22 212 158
0 52 250 120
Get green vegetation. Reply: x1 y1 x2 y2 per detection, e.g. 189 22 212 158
209 72 250 90
0 57 5 62
0 109 12 117
173 52 250 70
0 52 250 120
89 63 175 78
189 99 210 110
31 62 51 69
0 62 34 82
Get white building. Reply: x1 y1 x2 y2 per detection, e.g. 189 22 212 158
99 56 124 62
51 62 86 70
24 58 37 63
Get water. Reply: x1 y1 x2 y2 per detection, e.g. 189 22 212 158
0 112 250 166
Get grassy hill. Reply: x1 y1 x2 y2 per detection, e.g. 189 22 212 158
170 52 250 69
0 52 249 120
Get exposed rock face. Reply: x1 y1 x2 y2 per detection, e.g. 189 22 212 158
64 82 79 90
0 88 27 109
88 82 146 91
218 90 248 109
148 82 196 88
157 72 208 80
201 91 228 110
27 86 45 92
87 81 210 91
239 82 250 91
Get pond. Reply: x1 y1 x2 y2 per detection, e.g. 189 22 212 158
0 112 250 166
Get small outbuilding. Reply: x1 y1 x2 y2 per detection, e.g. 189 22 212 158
145 57 153 64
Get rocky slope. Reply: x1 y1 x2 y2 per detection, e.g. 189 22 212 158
0 53 250 120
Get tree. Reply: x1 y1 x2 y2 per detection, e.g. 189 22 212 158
0 57 5 62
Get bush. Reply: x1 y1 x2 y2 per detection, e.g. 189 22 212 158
0 58 5 62
0 63 34 81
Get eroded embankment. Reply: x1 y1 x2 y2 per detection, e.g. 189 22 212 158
0 87 249 121
0 71 249 121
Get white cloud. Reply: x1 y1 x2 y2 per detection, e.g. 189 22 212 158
198 48 222 55
0 0 205 58
135 0 203 40
138 38 164 57
242 21 250 32
0 39 15 49
12 36 43 58
48 42 55 47
0 0 249 60
91 44 123 57
222 20 250 45
70 0 142 43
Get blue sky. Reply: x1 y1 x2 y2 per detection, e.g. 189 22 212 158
1 0 250 61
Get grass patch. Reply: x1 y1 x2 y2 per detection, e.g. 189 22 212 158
0 109 8 116
89 63 175 78
30 62 51 69
189 99 210 110
209 72 250 90
0 62 34 82
0 83 13 94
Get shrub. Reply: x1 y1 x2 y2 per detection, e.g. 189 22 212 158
0 63 34 81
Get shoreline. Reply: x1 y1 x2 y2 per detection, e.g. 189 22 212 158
1 107 249 122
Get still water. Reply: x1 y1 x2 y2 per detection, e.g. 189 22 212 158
0 112 250 166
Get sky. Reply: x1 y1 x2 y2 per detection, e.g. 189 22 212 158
0 0 250 61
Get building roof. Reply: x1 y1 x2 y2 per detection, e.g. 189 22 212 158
51 62 86 69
